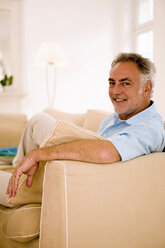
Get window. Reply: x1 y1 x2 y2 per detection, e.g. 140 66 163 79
134 0 154 60
137 0 153 24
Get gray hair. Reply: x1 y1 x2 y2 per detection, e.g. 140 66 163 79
111 53 156 90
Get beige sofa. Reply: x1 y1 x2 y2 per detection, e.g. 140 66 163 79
0 109 165 248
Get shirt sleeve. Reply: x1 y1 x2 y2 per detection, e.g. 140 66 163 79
107 120 165 161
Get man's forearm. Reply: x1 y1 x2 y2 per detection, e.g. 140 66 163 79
34 139 121 164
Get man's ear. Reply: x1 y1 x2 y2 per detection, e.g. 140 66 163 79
143 80 152 96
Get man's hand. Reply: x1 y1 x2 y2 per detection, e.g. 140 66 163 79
6 150 39 198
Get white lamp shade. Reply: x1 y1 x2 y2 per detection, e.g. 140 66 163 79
34 42 68 66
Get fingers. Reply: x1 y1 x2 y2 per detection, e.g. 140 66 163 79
6 163 39 198
6 175 16 198
6 167 23 198
26 175 33 188
6 151 39 199
26 164 39 188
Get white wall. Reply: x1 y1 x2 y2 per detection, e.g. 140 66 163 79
21 0 133 117
153 0 165 118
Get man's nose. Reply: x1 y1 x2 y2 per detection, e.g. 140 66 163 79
110 84 122 94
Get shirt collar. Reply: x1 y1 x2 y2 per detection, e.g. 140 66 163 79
113 100 156 125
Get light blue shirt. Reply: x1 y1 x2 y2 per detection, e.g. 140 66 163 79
97 101 165 161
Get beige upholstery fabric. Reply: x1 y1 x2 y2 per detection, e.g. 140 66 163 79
44 108 85 127
83 109 110 132
0 204 41 243
0 109 165 248
0 114 39 248
40 152 165 248
0 113 27 148
0 170 40 245
0 232 38 248
8 119 103 206
0 165 13 172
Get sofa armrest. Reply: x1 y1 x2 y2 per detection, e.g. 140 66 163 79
40 153 165 248
0 113 27 148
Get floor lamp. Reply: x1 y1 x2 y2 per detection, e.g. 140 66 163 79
34 42 68 108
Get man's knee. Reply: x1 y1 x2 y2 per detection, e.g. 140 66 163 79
28 112 56 145
28 112 55 129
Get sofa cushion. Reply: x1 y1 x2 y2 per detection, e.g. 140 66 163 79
8 119 103 206
0 204 41 242
83 109 110 132
44 108 85 127
0 113 27 148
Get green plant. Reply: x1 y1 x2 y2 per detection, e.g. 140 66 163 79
0 74 13 87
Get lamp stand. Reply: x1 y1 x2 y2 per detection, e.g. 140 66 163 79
46 62 56 108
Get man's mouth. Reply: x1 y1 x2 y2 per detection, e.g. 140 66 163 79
113 98 127 102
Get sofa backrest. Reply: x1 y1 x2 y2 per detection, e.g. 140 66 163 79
44 108 110 132
83 109 110 132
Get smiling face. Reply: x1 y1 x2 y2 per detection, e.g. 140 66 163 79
109 62 152 120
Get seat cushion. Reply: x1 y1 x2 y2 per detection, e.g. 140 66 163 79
0 204 41 242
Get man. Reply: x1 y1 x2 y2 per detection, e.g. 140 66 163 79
7 52 165 198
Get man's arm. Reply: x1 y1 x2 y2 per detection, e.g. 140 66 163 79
38 139 121 163
7 139 121 198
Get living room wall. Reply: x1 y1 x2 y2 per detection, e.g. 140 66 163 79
153 0 165 118
21 0 133 117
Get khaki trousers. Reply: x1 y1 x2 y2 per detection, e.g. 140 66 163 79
13 112 56 167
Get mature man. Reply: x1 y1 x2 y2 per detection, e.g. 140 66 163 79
7 52 165 198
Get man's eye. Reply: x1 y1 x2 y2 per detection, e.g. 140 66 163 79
122 82 130 86
109 81 115 87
